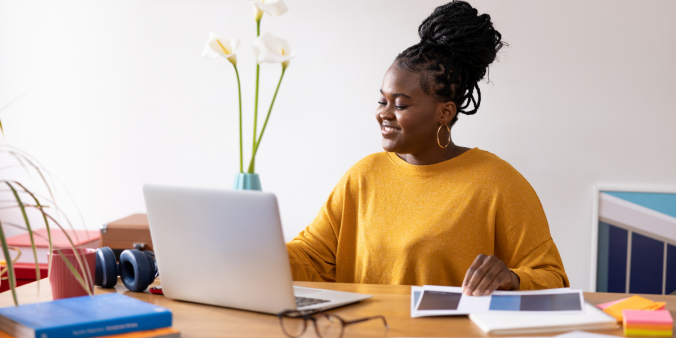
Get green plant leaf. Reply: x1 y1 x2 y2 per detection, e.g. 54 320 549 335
0 143 91 295
1 181 91 297
0 219 18 306
0 119 4 139
10 169 88 289
38 211 92 295
0 220 54 296
5 182 41 291
53 248 90 295
14 182 50 295
12 153 55 205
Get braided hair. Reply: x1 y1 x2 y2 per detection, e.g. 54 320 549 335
396 1 505 125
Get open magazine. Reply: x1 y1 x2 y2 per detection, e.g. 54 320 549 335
411 285 585 318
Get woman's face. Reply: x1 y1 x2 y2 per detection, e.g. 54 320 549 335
376 64 455 156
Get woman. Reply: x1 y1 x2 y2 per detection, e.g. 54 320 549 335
286 0 569 296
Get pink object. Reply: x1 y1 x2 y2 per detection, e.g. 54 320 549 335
623 309 673 325
596 297 628 310
48 248 96 300
8 229 99 247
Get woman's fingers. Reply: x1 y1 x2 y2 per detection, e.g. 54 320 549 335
472 262 504 296
463 254 494 295
462 254 484 287
484 267 515 295
462 254 517 296
462 254 487 295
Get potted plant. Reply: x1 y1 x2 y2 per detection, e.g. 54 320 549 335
0 101 92 305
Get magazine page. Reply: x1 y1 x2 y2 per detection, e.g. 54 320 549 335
411 286 423 315
412 285 585 318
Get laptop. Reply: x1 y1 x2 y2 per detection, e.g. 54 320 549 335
142 184 372 315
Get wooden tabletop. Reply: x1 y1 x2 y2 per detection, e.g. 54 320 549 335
2 279 675 338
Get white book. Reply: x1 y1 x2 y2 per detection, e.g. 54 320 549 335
555 331 621 338
469 303 618 335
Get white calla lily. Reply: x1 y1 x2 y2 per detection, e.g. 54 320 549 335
252 32 296 69
247 0 288 21
202 32 240 66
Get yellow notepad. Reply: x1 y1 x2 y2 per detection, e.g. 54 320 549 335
604 295 666 321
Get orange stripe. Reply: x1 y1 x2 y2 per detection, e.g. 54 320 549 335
625 323 673 330
102 328 180 338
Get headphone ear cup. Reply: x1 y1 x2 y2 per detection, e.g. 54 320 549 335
119 249 152 292
95 247 118 288
143 251 158 284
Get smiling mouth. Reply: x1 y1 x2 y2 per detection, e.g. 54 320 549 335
381 125 400 136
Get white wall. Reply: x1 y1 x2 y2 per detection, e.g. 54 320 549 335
1 0 675 291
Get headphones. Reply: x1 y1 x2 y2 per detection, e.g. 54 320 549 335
94 247 158 292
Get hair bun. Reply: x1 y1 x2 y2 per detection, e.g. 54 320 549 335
418 0 503 81
396 0 505 123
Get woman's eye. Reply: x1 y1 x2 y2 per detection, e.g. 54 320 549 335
377 101 386 107
395 105 408 110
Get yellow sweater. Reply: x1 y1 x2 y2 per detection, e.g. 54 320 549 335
286 148 569 289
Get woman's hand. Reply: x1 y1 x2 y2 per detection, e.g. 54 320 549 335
462 254 520 296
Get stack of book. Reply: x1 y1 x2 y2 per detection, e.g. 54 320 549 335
0 293 179 338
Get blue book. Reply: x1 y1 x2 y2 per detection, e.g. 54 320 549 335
0 293 172 338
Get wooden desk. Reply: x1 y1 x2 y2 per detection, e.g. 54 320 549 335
1 280 675 338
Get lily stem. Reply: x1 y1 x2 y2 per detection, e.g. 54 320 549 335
251 19 261 173
247 66 286 174
233 65 243 173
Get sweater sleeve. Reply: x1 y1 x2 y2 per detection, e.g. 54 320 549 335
510 238 570 290
493 166 570 290
286 175 348 282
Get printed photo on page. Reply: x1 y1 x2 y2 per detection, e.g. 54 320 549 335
411 286 423 316
412 285 585 318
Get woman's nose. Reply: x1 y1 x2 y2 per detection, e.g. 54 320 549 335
379 106 395 120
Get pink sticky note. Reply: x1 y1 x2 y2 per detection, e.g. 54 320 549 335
596 298 629 310
623 310 673 325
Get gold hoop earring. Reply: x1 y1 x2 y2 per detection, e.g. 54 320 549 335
437 124 451 149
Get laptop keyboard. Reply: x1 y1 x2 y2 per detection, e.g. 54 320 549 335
296 296 330 308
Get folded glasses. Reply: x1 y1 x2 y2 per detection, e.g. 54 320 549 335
277 309 388 338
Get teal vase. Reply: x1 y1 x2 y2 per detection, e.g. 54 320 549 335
233 173 262 191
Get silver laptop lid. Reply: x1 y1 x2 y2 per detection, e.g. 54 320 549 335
143 184 296 314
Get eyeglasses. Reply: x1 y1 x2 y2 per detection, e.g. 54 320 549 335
277 309 389 338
